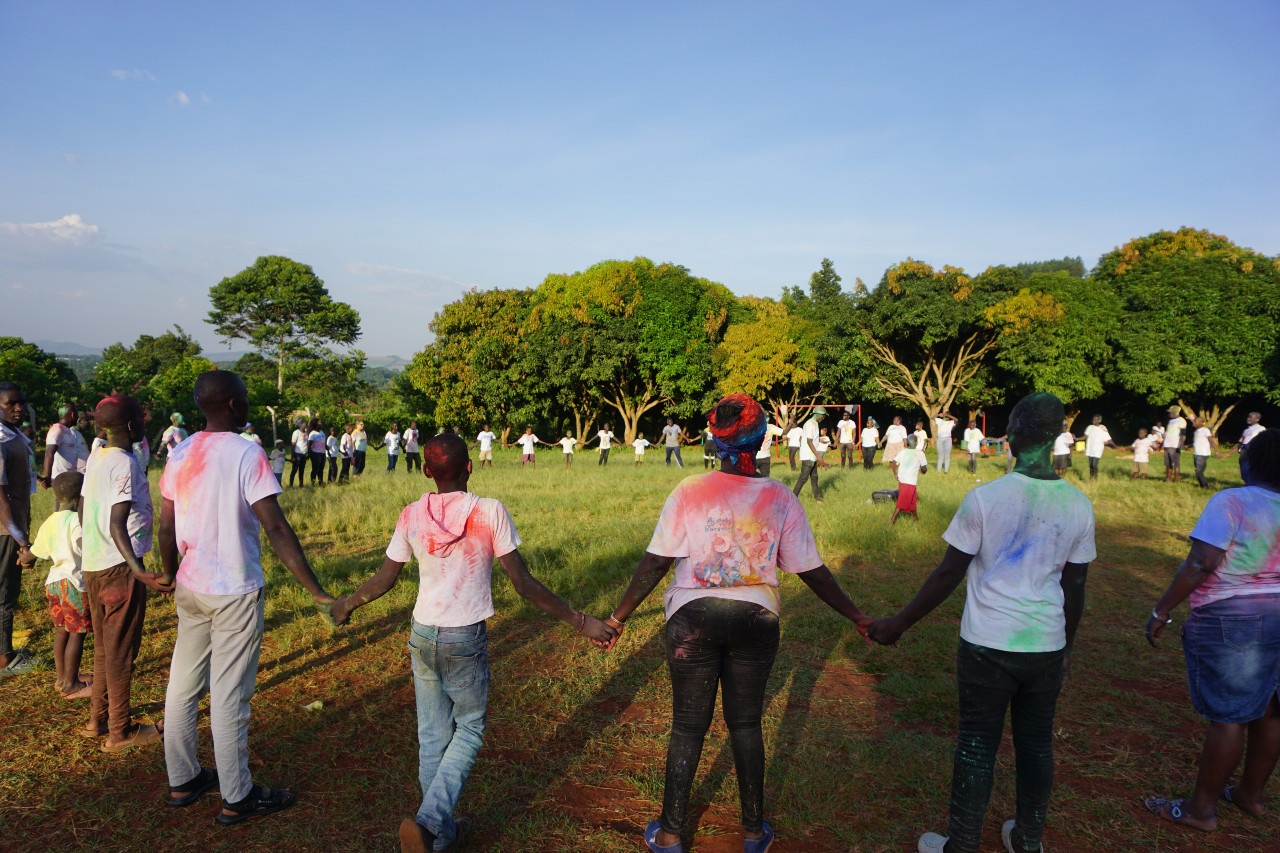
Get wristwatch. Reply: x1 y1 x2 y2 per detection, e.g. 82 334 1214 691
1150 608 1173 625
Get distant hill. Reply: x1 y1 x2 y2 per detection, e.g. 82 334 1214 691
35 339 104 356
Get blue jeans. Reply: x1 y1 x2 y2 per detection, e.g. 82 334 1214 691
409 621 489 849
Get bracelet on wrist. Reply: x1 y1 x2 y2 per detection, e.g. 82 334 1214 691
573 611 586 633
605 614 625 629
1151 608 1173 625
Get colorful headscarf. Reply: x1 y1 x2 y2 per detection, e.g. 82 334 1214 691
707 394 768 474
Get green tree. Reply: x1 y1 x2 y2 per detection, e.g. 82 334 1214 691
1013 256 1086 278
206 256 361 396
0 337 81 425
715 297 815 422
781 259 878 413
858 260 1044 433
1095 228 1280 431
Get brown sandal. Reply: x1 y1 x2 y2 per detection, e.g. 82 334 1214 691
101 722 162 753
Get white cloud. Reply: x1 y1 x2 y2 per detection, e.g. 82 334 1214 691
110 68 156 82
173 90 190 107
345 262 471 295
0 214 102 245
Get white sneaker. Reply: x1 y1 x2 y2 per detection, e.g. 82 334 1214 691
1001 819 1045 853
918 832 949 853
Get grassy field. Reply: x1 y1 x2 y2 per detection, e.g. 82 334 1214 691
0 446 1271 852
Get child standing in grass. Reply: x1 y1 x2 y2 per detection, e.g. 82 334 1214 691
158 371 335 823
891 434 927 526
633 433 651 465
269 440 287 484
79 395 164 751
330 433 615 853
1131 428 1157 480
869 392 1095 853
23 471 92 697
558 432 577 466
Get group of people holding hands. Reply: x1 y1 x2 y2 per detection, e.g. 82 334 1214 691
1 372 1277 852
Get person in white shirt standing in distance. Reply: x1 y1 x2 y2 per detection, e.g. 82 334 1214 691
884 416 909 476
836 408 858 469
934 411 958 473
158 370 334 823
289 419 309 488
514 427 543 469
792 407 827 501
403 421 422 474
1191 416 1217 489
474 425 497 469
351 421 369 476
1082 414 1118 482
339 425 355 483
1131 428 1159 480
633 433 652 465
383 423 402 473
158 413 189 466
754 416 786 479
1052 425 1076 476
557 432 577 467
892 434 927 525
869 392 1095 853
662 418 686 469
586 424 616 466
861 417 881 470
1164 405 1188 483
1231 412 1265 473
40 403 88 508
785 419 803 471
963 420 985 475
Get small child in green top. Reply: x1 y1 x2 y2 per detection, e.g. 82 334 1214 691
19 471 92 697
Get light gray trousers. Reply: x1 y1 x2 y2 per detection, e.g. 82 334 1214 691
164 585 265 804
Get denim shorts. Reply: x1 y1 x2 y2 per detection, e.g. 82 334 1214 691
1183 594 1280 724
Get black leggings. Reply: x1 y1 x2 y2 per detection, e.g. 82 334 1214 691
309 451 325 485
661 598 779 836
289 453 307 487
862 446 875 469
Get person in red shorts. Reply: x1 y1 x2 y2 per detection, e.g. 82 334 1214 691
21 471 93 697
892 434 928 525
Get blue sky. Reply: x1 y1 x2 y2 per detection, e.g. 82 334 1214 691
2 1 1277 358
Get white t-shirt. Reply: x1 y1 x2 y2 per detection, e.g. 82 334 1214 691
836 418 856 444
885 424 908 446
160 432 283 595
662 425 681 447
1132 436 1158 463
646 471 823 618
755 423 785 461
163 425 190 454
935 417 956 439
1188 486 1280 609
861 427 879 447
786 427 803 448
1053 433 1074 455
292 428 309 454
516 433 539 453
385 491 521 627
1164 416 1186 449
798 418 821 462
476 431 496 452
1241 423 1265 446
308 430 326 454
31 509 83 590
943 473 1096 653
964 427 984 454
403 428 419 453
558 437 577 454
340 433 354 458
1193 426 1213 456
896 448 927 486
81 446 153 574
269 448 287 474
240 431 262 446
1083 424 1111 458
817 436 832 454
913 429 929 450
633 438 651 454
596 430 615 450
45 423 88 477
384 431 401 454
326 435 339 458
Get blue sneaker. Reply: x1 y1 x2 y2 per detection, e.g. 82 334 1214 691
645 820 684 853
744 821 774 853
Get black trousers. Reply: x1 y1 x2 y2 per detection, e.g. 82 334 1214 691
339 457 352 482
405 451 421 472
289 453 307 487
0 535 23 656
862 446 875 469
946 640 1064 853
792 460 820 499
756 457 771 478
309 451 325 485
1195 454 1209 487
353 450 366 474
598 448 610 466
661 598 779 836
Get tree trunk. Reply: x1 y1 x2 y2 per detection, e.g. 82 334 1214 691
572 407 596 446
604 387 664 445
1064 408 1081 433
499 426 512 447
1178 399 1236 435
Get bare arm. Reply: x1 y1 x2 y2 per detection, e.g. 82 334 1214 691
330 556 406 625
867 545 974 645
1146 539 1226 646
498 549 615 643
1060 561 1089 679
0 490 27 546
251 494 333 603
609 551 676 623
157 497 179 585
798 566 872 634
108 500 150 577
41 442 57 485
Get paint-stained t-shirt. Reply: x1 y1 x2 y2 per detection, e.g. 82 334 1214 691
81 446 153 573
1188 486 1280 609
943 472 1096 653
385 492 521 627
646 471 823 618
160 432 281 595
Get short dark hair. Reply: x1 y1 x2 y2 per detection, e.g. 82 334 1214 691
194 370 246 411
53 471 83 504
423 433 468 481
1007 393 1064 444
